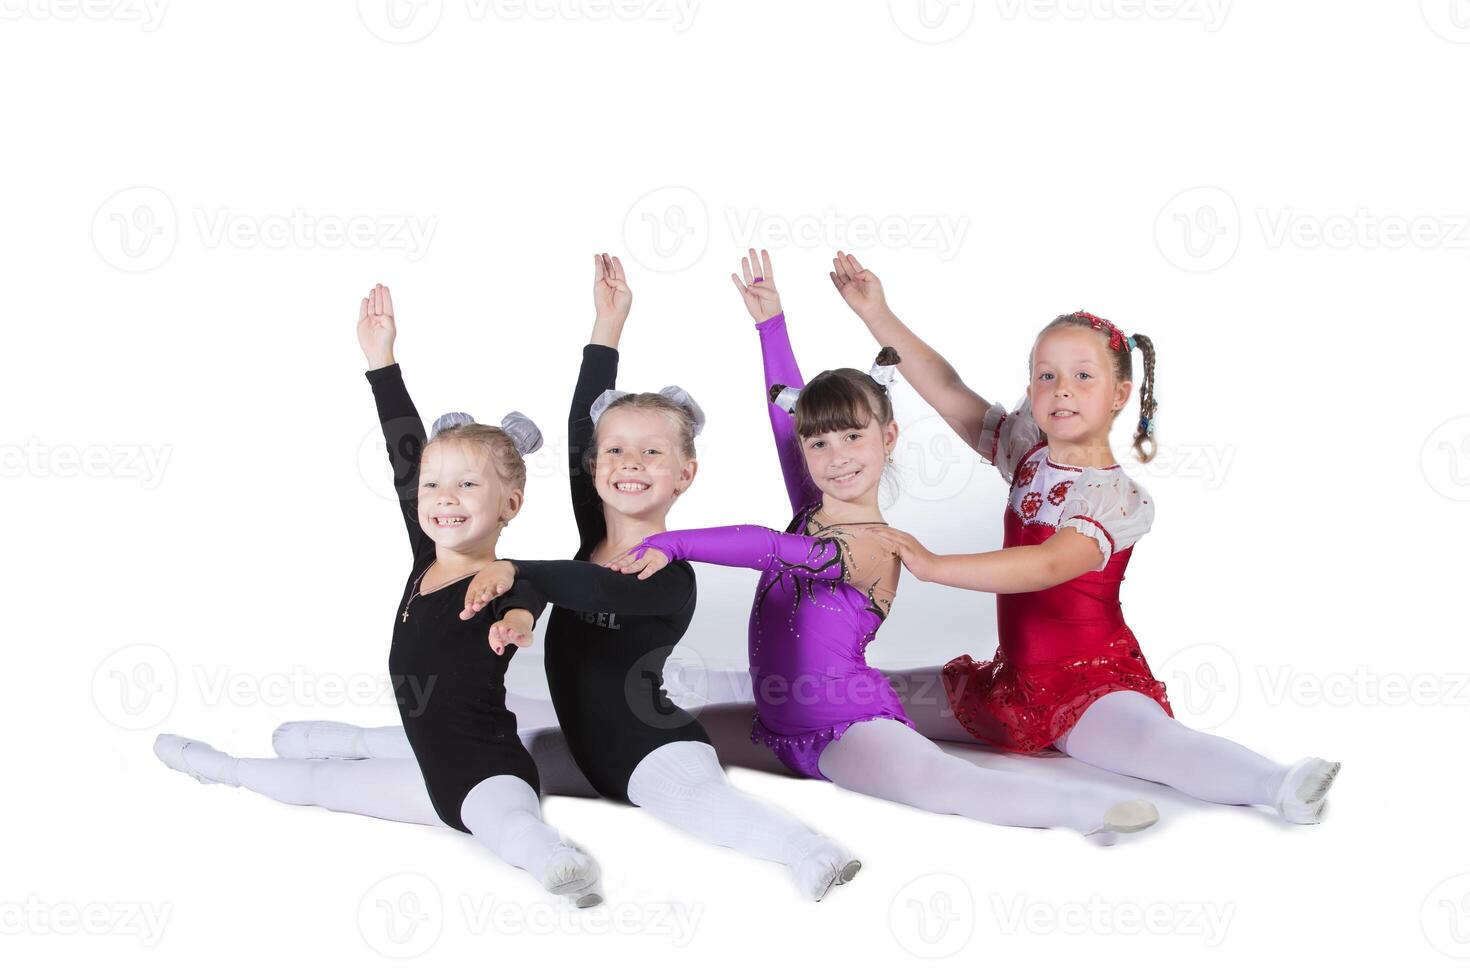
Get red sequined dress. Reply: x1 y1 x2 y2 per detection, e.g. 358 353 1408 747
941 394 1173 753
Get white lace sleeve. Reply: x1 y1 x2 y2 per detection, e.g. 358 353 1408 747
1054 471 1155 571
978 394 1044 484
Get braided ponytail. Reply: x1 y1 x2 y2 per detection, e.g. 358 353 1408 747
1129 333 1157 463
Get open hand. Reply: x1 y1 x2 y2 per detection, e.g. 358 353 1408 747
829 252 888 321
868 526 940 582
593 252 632 325
460 560 517 620
358 283 398 369
605 544 669 580
487 615 533 657
731 248 783 322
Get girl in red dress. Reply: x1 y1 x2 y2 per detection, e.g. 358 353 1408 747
830 252 1340 824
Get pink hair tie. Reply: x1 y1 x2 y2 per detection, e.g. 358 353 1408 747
1072 310 1128 352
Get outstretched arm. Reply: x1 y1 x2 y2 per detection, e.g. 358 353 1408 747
511 558 694 619
614 523 894 609
359 284 432 562
831 252 993 452
869 525 1101 594
731 249 821 514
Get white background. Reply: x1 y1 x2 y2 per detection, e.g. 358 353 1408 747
4 0 1468 975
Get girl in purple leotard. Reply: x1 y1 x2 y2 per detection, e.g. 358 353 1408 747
605 250 1159 843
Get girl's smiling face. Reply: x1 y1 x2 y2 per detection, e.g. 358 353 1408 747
593 405 697 520
416 438 521 549
1028 325 1132 443
801 413 898 504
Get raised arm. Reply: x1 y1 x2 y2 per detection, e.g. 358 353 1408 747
731 249 821 514
830 252 994 452
567 254 633 556
511 558 694 619
358 284 432 562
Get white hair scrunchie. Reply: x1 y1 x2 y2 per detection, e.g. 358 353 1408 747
588 387 706 437
429 410 544 457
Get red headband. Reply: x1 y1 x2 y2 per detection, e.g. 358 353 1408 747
1071 310 1128 352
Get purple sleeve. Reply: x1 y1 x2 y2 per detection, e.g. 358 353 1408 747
755 312 822 516
633 525 846 583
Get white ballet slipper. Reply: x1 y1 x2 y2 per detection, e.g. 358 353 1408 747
153 734 238 785
1274 758 1340 824
1085 799 1160 845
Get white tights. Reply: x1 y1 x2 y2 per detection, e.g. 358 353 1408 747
675 664 1294 809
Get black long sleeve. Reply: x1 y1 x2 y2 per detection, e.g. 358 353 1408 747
568 344 618 560
512 557 694 619
366 362 432 564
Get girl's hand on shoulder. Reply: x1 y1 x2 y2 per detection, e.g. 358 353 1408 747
605 544 669 580
487 610 534 657
731 247 783 322
868 525 939 582
592 252 632 326
357 283 398 369
460 559 517 620
829 251 888 322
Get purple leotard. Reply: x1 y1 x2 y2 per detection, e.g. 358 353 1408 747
632 312 914 779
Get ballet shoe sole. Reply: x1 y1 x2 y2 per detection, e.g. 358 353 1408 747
1102 800 1160 834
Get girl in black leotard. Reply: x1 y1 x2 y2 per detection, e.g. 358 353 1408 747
293 257 863 901
153 284 601 905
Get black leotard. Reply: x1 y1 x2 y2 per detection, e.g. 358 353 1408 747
520 343 712 802
367 362 546 833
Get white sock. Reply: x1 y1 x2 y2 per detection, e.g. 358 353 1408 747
1273 758 1341 824
626 740 857 901
460 775 601 903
